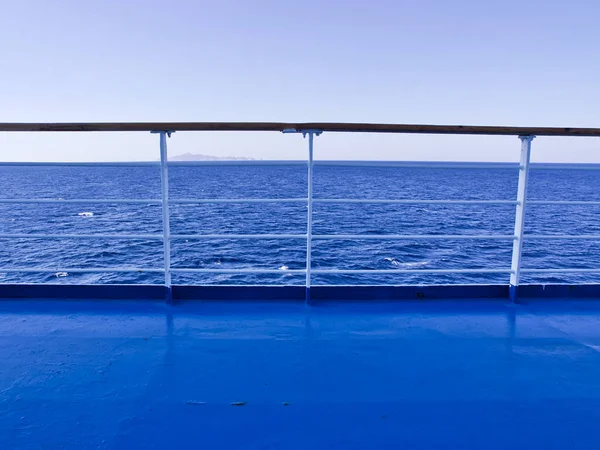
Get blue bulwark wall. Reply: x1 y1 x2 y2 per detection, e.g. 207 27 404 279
1 284 600 301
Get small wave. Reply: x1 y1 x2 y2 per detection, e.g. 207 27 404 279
77 212 94 217
278 265 289 271
55 272 68 277
384 257 429 268
400 261 430 268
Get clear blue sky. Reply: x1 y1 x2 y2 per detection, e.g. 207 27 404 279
1 0 599 162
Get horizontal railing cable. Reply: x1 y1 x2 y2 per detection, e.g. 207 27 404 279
523 235 600 240
3 267 598 275
311 234 516 240
313 199 517 205
0 233 163 240
170 234 306 240
0 197 518 205
520 268 600 273
3 198 600 206
311 268 513 274
0 199 161 204
0 268 164 273
0 161 159 167
169 198 307 204
170 268 306 274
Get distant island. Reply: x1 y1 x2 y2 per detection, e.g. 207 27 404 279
169 153 255 161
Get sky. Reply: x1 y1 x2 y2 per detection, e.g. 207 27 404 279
0 0 599 162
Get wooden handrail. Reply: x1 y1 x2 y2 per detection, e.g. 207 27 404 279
0 122 599 136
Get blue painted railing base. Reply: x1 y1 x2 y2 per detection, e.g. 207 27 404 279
1 284 600 301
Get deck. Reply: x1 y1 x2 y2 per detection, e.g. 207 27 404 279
2 298 600 449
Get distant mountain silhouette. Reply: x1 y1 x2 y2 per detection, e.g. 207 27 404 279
169 153 255 161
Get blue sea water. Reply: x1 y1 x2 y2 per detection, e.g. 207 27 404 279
1 163 599 286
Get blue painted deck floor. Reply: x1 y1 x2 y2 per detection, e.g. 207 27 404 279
2 299 600 449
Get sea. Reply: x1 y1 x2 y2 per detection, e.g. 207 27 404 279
1 163 600 286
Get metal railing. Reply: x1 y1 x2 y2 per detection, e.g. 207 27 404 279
2 122 600 303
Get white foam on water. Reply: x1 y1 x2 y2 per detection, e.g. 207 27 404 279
385 257 429 268
400 261 429 268
278 265 289 271
78 212 94 217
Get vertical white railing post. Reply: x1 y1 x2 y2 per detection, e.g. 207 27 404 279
509 135 535 302
302 130 322 304
153 130 174 302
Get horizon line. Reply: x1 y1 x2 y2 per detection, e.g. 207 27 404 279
2 160 600 169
